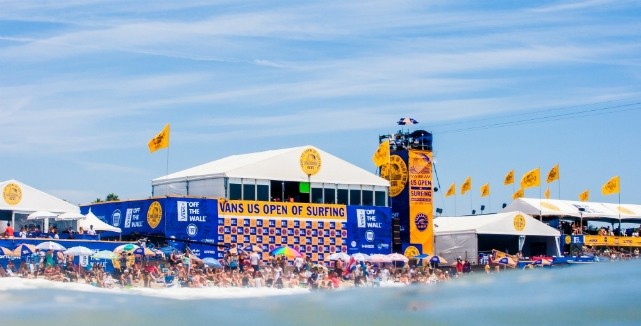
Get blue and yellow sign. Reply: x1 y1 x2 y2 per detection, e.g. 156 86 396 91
408 150 433 255
218 200 346 220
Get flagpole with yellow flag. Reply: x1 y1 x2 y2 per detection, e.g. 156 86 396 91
148 124 171 194
546 164 560 200
480 183 490 213
602 176 621 232
445 183 456 216
521 167 541 219
461 177 472 215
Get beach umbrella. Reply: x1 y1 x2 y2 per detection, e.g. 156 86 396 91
328 252 350 261
370 254 392 263
27 211 56 220
92 250 118 260
397 118 418 125
496 257 517 268
55 212 86 221
0 247 16 257
133 247 157 256
270 246 303 259
35 241 66 251
387 253 409 262
532 258 552 267
429 255 448 265
241 245 263 253
64 246 93 256
202 257 223 269
351 253 372 262
13 244 36 256
412 254 430 259
113 244 140 253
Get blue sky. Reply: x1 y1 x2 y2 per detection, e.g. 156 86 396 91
0 0 640 216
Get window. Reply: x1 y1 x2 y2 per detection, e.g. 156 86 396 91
337 189 348 205
229 184 241 200
375 191 386 206
324 188 335 204
311 188 323 204
349 189 361 206
243 184 256 200
257 185 269 201
362 190 373 206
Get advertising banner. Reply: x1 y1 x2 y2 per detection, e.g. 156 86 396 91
385 151 410 243
408 150 434 255
164 197 219 259
345 206 392 255
82 199 167 236
584 235 641 247
218 200 346 220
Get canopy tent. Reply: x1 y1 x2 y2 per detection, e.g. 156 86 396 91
151 145 389 197
434 211 560 264
501 198 641 222
77 208 122 233
0 179 79 233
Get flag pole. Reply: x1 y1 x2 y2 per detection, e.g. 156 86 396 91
454 193 457 216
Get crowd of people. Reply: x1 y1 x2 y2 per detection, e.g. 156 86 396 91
1 222 97 239
559 221 641 237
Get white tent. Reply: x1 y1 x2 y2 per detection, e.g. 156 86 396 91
501 198 639 222
151 145 389 197
77 208 121 233
434 211 560 264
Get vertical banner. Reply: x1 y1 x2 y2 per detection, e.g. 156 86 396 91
408 150 434 255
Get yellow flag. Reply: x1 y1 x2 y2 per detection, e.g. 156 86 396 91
512 188 524 200
579 189 589 202
504 170 514 185
544 188 550 199
520 167 540 189
148 124 170 153
372 140 390 167
461 177 471 195
546 164 559 184
445 183 456 197
480 183 490 197
602 176 620 196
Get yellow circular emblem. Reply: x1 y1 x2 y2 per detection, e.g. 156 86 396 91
380 155 408 197
3 183 22 206
540 202 560 211
617 206 635 215
147 201 162 229
564 235 571 245
404 245 420 258
513 214 526 231
299 148 322 176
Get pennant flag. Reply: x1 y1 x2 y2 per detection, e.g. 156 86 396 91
372 140 390 167
602 176 620 196
546 164 559 184
512 188 524 200
148 124 170 153
579 189 589 202
461 177 471 195
504 170 514 186
520 168 540 189
480 183 490 197
544 188 550 199
445 183 456 197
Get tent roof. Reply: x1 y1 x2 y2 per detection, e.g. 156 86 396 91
78 208 122 233
0 179 79 214
434 211 560 237
151 145 389 187
501 198 641 222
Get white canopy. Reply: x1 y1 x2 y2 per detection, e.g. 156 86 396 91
0 179 79 214
501 198 641 222
77 208 121 233
152 145 389 187
55 212 86 221
435 211 560 237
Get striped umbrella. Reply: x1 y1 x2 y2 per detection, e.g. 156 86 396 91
497 257 517 268
532 258 552 266
13 244 36 256
0 247 16 257
429 255 448 265
269 246 302 259
133 247 157 257
397 118 418 125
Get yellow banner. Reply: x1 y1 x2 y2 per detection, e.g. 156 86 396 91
461 176 471 195
602 176 620 196
372 140 390 167
218 200 346 220
504 170 514 185
480 183 490 197
445 183 456 197
579 189 589 202
584 236 641 247
547 164 559 183
520 167 540 189
408 150 434 255
148 124 170 153
544 188 550 199
512 188 524 200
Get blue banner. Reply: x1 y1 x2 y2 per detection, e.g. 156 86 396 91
389 150 410 244
163 197 219 259
81 199 168 236
345 206 392 255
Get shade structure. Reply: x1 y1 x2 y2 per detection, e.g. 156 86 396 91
370 254 392 263
13 244 36 256
0 247 16 257
328 252 350 261
270 246 302 258
429 255 448 265
92 250 119 260
35 241 66 251
27 210 57 220
64 246 93 256
202 257 223 268
351 253 372 261
0 180 79 215
55 212 86 221
387 253 409 262
497 257 517 267
532 258 552 266
113 244 140 253
133 247 157 256
77 208 122 233
397 118 419 125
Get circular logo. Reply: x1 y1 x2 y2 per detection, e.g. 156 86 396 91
513 214 526 231
147 201 162 229
2 183 22 206
381 155 408 197
414 213 429 232
564 235 571 245
410 153 431 175
540 202 560 211
299 148 322 176
404 245 420 258
617 206 635 215
111 209 122 227
350 241 357 248
186 223 198 237
365 230 375 242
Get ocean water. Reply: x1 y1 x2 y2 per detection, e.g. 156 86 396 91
1 261 640 325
